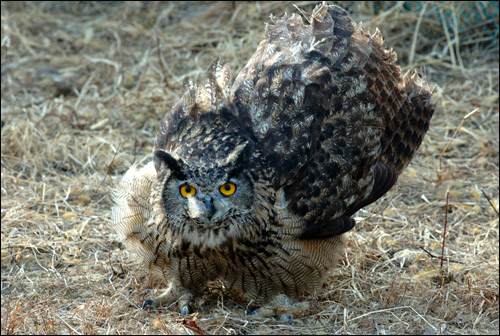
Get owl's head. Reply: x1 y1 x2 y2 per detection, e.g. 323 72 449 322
150 59 265 248
153 109 260 248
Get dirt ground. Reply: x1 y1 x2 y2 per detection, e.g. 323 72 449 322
1 1 498 334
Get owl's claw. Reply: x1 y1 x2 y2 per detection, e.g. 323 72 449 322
141 283 194 314
142 299 158 309
180 304 193 315
280 314 293 324
245 294 309 323
245 308 293 323
142 298 193 314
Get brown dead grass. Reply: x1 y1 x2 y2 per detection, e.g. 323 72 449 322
1 1 498 334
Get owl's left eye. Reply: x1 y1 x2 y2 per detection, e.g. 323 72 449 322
219 182 236 196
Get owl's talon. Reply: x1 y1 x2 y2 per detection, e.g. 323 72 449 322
180 304 193 315
279 313 293 324
245 309 258 316
142 299 157 309
245 307 277 318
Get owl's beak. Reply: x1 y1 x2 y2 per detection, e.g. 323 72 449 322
203 195 216 220
188 195 216 222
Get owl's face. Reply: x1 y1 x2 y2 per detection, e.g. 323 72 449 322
153 119 258 248
159 158 255 226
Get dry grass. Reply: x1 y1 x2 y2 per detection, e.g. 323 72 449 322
1 1 498 334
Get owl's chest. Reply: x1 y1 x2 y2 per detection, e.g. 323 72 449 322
164 234 279 276
163 234 342 301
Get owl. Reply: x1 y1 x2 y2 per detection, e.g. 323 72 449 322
112 3 434 315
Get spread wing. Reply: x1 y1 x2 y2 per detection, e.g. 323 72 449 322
231 4 434 239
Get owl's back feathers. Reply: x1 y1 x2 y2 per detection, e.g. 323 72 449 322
232 4 434 239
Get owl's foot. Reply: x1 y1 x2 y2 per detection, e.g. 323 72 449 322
245 294 310 324
142 283 194 315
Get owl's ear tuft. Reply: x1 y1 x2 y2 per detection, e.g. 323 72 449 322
154 150 187 180
223 140 253 166
237 140 255 165
227 140 255 177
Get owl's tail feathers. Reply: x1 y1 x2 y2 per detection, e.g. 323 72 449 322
299 216 355 240
345 163 398 218
381 71 435 173
299 162 398 239
263 3 355 63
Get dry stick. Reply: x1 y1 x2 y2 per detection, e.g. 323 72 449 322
438 108 480 172
97 142 121 192
180 318 210 335
451 6 465 72
155 312 171 335
409 3 427 68
419 246 463 264
482 189 500 218
440 188 450 288
438 7 456 67
155 33 169 88
420 18 497 49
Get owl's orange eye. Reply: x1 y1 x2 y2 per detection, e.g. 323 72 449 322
180 184 196 198
219 182 236 196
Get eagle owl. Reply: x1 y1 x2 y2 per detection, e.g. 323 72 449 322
112 4 434 314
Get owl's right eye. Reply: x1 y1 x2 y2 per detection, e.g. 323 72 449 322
179 184 196 198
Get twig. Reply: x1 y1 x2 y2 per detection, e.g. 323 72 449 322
420 18 497 49
179 318 209 335
349 306 437 331
482 189 499 218
155 312 172 334
440 188 449 288
53 312 82 335
5 297 23 335
97 142 121 192
438 8 456 67
438 108 480 174
409 3 427 67
419 247 463 264
155 33 170 89
434 170 450 189
451 6 465 72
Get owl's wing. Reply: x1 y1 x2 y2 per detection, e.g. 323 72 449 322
232 4 434 239
112 162 158 260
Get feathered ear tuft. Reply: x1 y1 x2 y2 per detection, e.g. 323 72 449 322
153 150 187 180
154 59 234 154
226 140 255 178
179 58 233 120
